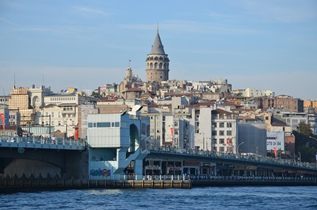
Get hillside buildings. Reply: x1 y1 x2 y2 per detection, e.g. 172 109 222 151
1 27 316 164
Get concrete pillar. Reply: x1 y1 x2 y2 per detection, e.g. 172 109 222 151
134 159 143 179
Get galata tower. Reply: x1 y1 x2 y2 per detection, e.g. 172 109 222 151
145 28 170 82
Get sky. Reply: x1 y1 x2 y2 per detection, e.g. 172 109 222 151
0 0 317 100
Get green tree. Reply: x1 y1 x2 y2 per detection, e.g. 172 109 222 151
91 91 101 98
298 145 317 162
297 122 312 136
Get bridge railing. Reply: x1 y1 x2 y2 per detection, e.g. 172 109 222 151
149 146 317 170
0 134 86 147
188 175 317 182
89 174 317 182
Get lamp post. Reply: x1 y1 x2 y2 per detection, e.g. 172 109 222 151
237 142 245 154
65 124 68 139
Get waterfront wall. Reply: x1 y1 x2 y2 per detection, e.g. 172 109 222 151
0 178 191 189
1 175 317 190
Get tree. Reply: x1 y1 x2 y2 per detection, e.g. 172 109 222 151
298 145 317 162
297 122 312 136
91 91 101 98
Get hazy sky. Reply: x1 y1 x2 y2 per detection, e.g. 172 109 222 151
0 0 316 100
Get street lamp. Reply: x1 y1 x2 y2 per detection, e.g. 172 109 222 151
64 124 68 139
237 142 245 154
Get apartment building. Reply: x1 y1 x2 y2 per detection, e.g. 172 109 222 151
232 88 274 98
273 110 317 135
274 95 304 112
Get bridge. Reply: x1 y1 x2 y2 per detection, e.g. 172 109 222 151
1 134 317 186
147 146 317 175
0 135 87 181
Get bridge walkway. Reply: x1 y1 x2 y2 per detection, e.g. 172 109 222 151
0 135 86 151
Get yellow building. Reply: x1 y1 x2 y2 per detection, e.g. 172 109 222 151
304 99 312 108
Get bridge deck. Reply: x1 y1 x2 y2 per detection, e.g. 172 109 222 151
0 135 86 151
148 146 317 173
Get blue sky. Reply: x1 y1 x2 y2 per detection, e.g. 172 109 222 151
0 0 316 100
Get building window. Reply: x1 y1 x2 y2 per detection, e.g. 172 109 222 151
220 139 225 144
227 130 232 136
97 122 110 127
219 147 224 152
212 131 217 135
212 123 217 128
219 131 224 136
227 123 232 128
219 122 224 128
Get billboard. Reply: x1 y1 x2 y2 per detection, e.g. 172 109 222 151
266 131 285 151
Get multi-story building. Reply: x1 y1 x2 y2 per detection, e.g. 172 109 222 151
42 93 81 138
254 95 304 112
274 95 303 112
232 88 274 98
210 108 238 153
273 110 317 135
254 97 275 110
188 105 238 153
8 87 33 126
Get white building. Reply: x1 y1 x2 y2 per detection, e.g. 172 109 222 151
41 93 79 137
234 88 275 98
189 105 238 153
87 111 150 180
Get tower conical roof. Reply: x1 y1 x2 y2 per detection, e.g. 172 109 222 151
150 31 165 55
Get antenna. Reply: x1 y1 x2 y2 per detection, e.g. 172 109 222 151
157 23 159 32
128 60 131 67
14 73 16 88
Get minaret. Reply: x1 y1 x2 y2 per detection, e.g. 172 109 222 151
146 26 170 82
